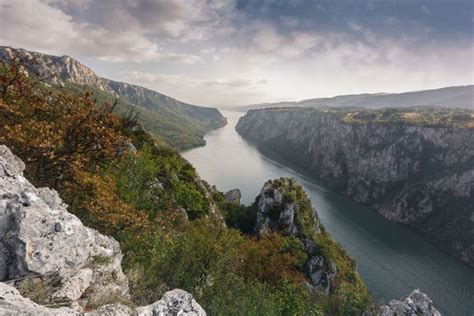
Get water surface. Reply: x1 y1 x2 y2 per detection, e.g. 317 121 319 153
183 110 474 316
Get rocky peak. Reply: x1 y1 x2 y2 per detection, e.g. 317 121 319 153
0 145 205 315
254 178 338 292
224 189 241 204
255 178 319 238
0 46 108 91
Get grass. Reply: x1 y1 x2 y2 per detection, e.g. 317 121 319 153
262 106 474 128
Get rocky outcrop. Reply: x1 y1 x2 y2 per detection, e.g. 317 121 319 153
0 282 205 316
255 179 320 237
379 289 441 316
236 108 474 267
254 178 336 292
0 145 128 308
0 145 206 315
0 282 76 315
224 189 241 204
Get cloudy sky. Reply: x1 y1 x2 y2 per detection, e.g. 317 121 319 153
0 0 472 107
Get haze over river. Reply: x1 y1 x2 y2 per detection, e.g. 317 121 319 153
182 111 474 316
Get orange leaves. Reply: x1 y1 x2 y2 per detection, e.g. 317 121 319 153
69 171 148 234
0 56 144 237
0 60 127 188
237 233 307 285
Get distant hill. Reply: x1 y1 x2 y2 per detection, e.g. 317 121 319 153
0 46 226 150
236 86 473 111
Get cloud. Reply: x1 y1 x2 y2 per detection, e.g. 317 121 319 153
1 0 472 106
0 0 208 63
421 5 431 16
201 47 216 54
201 78 268 87
252 23 283 52
119 70 269 106
45 0 237 41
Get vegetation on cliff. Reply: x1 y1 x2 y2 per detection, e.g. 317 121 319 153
264 106 474 128
0 57 372 314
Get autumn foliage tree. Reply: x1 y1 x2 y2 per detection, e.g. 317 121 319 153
0 53 147 233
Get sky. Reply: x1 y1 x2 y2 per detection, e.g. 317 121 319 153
0 0 473 107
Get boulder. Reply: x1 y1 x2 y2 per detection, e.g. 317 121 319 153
136 289 206 316
0 282 76 315
0 282 206 316
379 289 441 316
224 189 241 204
0 146 129 308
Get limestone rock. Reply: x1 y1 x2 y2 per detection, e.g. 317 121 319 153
0 282 76 315
136 289 206 316
379 289 441 316
254 178 335 290
255 178 319 237
85 303 133 316
0 282 206 316
0 145 128 308
224 189 241 204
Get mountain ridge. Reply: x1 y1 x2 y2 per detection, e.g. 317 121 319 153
0 46 226 150
235 85 474 111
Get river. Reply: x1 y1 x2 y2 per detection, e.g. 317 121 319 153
182 110 474 315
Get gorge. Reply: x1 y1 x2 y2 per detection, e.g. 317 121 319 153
1 45 473 315
235 107 474 267
183 110 474 316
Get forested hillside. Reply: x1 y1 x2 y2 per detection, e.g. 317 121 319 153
0 46 227 150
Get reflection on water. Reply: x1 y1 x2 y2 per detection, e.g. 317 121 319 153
183 110 474 316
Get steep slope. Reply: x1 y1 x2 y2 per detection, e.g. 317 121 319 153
0 60 442 314
236 107 474 267
252 178 370 303
0 145 205 315
0 46 226 150
237 85 474 111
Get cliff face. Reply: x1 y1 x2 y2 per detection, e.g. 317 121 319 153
236 108 474 267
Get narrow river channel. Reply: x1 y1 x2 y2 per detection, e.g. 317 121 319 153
183 110 474 316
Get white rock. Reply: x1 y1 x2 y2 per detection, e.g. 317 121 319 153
0 282 76 315
0 145 128 308
379 289 441 316
136 289 206 316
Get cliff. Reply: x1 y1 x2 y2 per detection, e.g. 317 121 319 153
253 178 364 297
0 145 205 315
0 46 226 150
236 108 474 267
